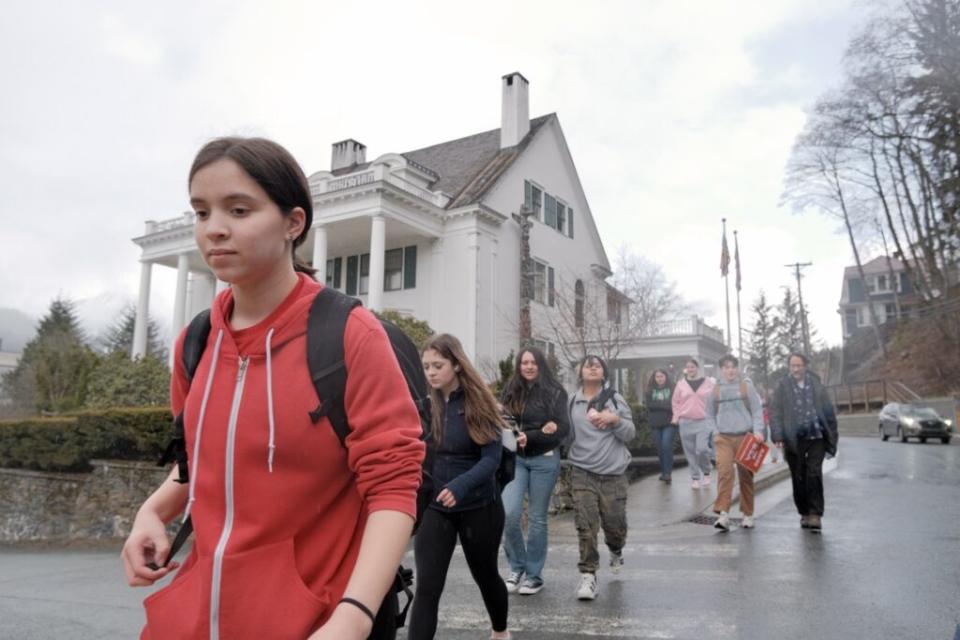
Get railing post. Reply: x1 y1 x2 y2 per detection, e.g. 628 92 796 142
848 385 854 414
863 382 868 412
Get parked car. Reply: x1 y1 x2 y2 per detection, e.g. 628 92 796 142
879 403 953 444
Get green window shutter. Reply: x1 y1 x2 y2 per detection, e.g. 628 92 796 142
568 208 574 238
544 194 557 228
524 180 532 210
346 255 358 295
403 245 418 289
548 266 555 307
334 257 342 289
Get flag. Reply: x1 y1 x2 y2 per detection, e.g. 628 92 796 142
720 228 730 277
734 232 742 291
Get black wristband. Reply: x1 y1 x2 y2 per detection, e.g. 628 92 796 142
339 597 376 625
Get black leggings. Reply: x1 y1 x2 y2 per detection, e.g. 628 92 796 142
407 499 508 639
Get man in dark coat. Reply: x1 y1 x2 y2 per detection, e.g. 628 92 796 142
770 353 838 531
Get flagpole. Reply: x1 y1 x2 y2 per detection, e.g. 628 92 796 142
723 218 731 352
735 230 743 359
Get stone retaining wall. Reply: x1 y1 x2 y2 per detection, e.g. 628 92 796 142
0 460 168 542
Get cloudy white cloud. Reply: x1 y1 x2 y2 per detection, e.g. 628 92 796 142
0 0 865 349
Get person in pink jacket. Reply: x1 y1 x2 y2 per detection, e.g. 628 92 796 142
671 358 716 489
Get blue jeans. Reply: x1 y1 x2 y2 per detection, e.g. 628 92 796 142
501 451 561 581
652 425 676 477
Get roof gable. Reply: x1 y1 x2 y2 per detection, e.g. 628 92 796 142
402 114 554 208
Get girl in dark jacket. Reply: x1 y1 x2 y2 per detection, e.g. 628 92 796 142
645 369 675 483
409 334 512 640
499 348 570 596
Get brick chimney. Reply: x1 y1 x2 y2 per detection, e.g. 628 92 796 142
500 72 530 149
331 139 367 171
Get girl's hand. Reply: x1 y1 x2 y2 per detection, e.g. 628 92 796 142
586 408 601 426
121 509 179 587
436 488 457 508
516 432 528 448
598 410 620 429
541 421 558 435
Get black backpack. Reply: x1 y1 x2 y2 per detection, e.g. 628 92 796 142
156 286 433 636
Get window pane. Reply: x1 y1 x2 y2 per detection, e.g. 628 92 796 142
385 248 403 291
325 259 336 288
359 253 370 295
532 186 542 220
403 245 417 289
346 255 358 295
533 261 546 304
556 203 566 234
544 194 557 228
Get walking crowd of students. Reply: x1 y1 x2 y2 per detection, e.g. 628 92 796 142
121 136 838 640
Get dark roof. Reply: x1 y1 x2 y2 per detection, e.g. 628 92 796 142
403 114 555 208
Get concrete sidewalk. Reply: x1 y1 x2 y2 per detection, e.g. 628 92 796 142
552 455 795 538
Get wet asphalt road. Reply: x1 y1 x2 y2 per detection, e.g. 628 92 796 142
1 437 958 639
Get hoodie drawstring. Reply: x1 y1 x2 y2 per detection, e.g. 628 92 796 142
184 329 224 522
265 328 276 473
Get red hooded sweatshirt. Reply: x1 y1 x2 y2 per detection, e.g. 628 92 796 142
141 274 424 639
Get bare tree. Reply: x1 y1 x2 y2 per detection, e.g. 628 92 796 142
783 100 888 357
612 246 692 335
542 273 635 368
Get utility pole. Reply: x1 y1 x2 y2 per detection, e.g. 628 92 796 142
785 262 813 355
514 204 535 347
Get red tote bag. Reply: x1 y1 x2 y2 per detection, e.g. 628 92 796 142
735 433 769 473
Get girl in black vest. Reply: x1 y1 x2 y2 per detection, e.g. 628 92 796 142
409 334 512 640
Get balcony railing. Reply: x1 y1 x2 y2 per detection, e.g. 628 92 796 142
641 317 725 343
147 212 195 234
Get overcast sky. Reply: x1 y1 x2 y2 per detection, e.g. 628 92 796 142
0 0 873 350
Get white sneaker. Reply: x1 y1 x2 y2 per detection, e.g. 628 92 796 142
742 515 755 529
576 573 598 600
701 475 712 487
518 577 544 595
504 571 523 594
714 511 730 531
609 550 624 574
691 478 701 489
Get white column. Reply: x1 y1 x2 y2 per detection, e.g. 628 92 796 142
466 231 480 361
132 260 153 359
430 238 444 330
312 225 328 284
172 253 190 338
368 215 386 311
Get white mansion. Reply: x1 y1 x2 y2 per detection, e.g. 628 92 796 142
132 73 725 387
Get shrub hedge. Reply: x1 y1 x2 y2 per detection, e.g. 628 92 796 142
0 407 172 472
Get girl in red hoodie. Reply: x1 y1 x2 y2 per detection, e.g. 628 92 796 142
120 137 425 640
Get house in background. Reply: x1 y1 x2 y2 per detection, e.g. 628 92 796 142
838 256 921 379
131 72 725 387
838 256 919 338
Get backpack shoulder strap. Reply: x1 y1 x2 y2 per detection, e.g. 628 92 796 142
158 309 212 484
182 310 212 382
739 381 752 416
306 287 361 445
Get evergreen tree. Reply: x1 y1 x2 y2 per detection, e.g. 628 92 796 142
85 351 170 408
746 291 776 389
99 304 168 361
772 288 804 376
2 297 99 414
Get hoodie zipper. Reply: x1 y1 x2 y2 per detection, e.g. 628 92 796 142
209 356 249 640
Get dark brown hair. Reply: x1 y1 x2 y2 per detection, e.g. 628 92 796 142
422 334 503 445
501 347 562 417
189 137 316 277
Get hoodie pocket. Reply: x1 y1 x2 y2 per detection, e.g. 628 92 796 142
143 554 210 639
217 538 330 639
